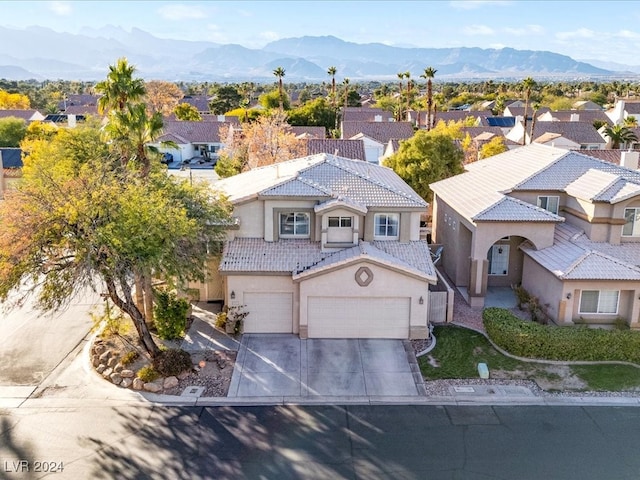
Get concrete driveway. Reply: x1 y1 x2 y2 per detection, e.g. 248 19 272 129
228 334 424 399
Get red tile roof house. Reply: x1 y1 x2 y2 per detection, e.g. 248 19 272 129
430 143 640 328
341 121 415 164
198 153 439 339
151 120 226 164
304 139 366 161
507 121 607 150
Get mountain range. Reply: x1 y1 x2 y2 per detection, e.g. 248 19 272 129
1 25 639 82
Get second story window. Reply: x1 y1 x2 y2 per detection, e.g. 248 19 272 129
280 212 310 238
623 207 640 236
374 213 399 239
537 195 559 215
328 216 352 227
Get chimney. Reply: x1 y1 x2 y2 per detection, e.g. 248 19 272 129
374 115 382 122
67 114 76 128
570 113 579 122
620 150 640 170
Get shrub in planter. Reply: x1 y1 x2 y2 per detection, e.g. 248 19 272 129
137 365 160 382
154 290 190 340
152 348 193 377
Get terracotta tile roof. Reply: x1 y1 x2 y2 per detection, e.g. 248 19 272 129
287 126 326 138
342 121 415 144
430 110 492 124
574 150 623 165
531 121 605 145
181 95 210 112
304 139 366 161
215 153 427 208
622 102 640 115
539 110 612 125
521 223 640 280
157 120 223 143
64 105 100 116
0 109 40 121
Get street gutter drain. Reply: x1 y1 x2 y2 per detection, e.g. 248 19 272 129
181 386 205 398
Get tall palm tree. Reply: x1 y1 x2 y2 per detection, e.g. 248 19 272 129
521 76 536 145
327 66 337 107
421 67 437 130
528 102 540 145
603 124 639 149
396 72 405 121
273 67 286 110
342 77 350 110
95 57 146 114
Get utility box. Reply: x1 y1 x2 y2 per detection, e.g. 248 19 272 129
478 362 489 379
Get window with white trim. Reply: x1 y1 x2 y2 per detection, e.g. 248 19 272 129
537 195 559 215
579 290 619 314
374 213 399 239
328 216 352 228
279 212 310 237
623 207 640 236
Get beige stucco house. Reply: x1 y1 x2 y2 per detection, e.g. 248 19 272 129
431 144 640 328
207 153 437 339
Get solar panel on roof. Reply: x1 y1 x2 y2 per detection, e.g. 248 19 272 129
486 117 516 127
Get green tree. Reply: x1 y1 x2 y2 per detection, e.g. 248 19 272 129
95 57 146 113
521 77 536 145
383 130 464 202
0 125 231 358
209 85 242 114
273 67 286 110
327 66 337 107
603 124 639 149
479 136 508 159
0 117 27 147
174 102 202 121
259 89 290 110
288 97 335 132
624 115 638 127
421 67 437 130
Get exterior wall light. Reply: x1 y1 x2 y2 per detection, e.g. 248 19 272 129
419 296 424 305
566 293 572 300
230 290 236 300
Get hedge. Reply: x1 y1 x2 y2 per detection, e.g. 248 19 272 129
483 307 640 364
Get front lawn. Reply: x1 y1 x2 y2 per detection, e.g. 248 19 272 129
419 325 640 392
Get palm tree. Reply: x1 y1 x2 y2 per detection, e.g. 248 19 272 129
603 124 639 149
327 66 337 107
624 115 638 127
396 72 405 121
521 77 536 145
95 57 145 113
342 77 350 110
421 67 437 130
528 102 540 145
273 67 286 110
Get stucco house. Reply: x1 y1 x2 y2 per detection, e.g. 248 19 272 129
341 121 415 164
431 144 640 328
152 120 227 163
207 153 438 339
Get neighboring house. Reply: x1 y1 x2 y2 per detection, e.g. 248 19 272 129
381 138 402 162
503 106 551 119
580 149 640 170
431 144 640 328
180 95 211 114
0 109 45 122
479 116 518 134
342 107 394 122
43 113 85 127
58 94 101 111
537 109 612 126
606 100 640 125
507 121 606 150
573 100 604 111
341 121 414 164
152 120 225 163
304 139 366 161
460 126 519 151
207 153 438 339
0 147 22 198
287 126 326 139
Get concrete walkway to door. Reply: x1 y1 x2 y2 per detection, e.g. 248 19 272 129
227 334 426 400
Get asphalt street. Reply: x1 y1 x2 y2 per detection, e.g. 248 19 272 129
2 404 640 479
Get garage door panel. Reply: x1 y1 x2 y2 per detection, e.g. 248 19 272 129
243 292 293 333
307 297 410 338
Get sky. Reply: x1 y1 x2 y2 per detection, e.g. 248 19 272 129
2 0 640 65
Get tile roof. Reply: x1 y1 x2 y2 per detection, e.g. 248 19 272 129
287 126 326 138
314 197 368 215
342 107 394 122
216 153 427 208
0 109 40 121
220 238 436 282
181 95 210 112
531 121 605 145
431 144 569 223
431 110 492 124
473 196 562 222
521 223 640 280
342 121 415 144
504 106 551 118
304 139 366 161
64 105 100 116
623 102 640 115
571 149 622 164
157 120 224 143
539 110 612 125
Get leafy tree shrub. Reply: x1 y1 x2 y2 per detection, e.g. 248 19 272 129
121 350 139 366
483 307 640 363
137 365 160 382
153 290 190 340
152 348 192 377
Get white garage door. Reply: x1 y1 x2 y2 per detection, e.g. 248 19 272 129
307 297 410 338
243 292 293 333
